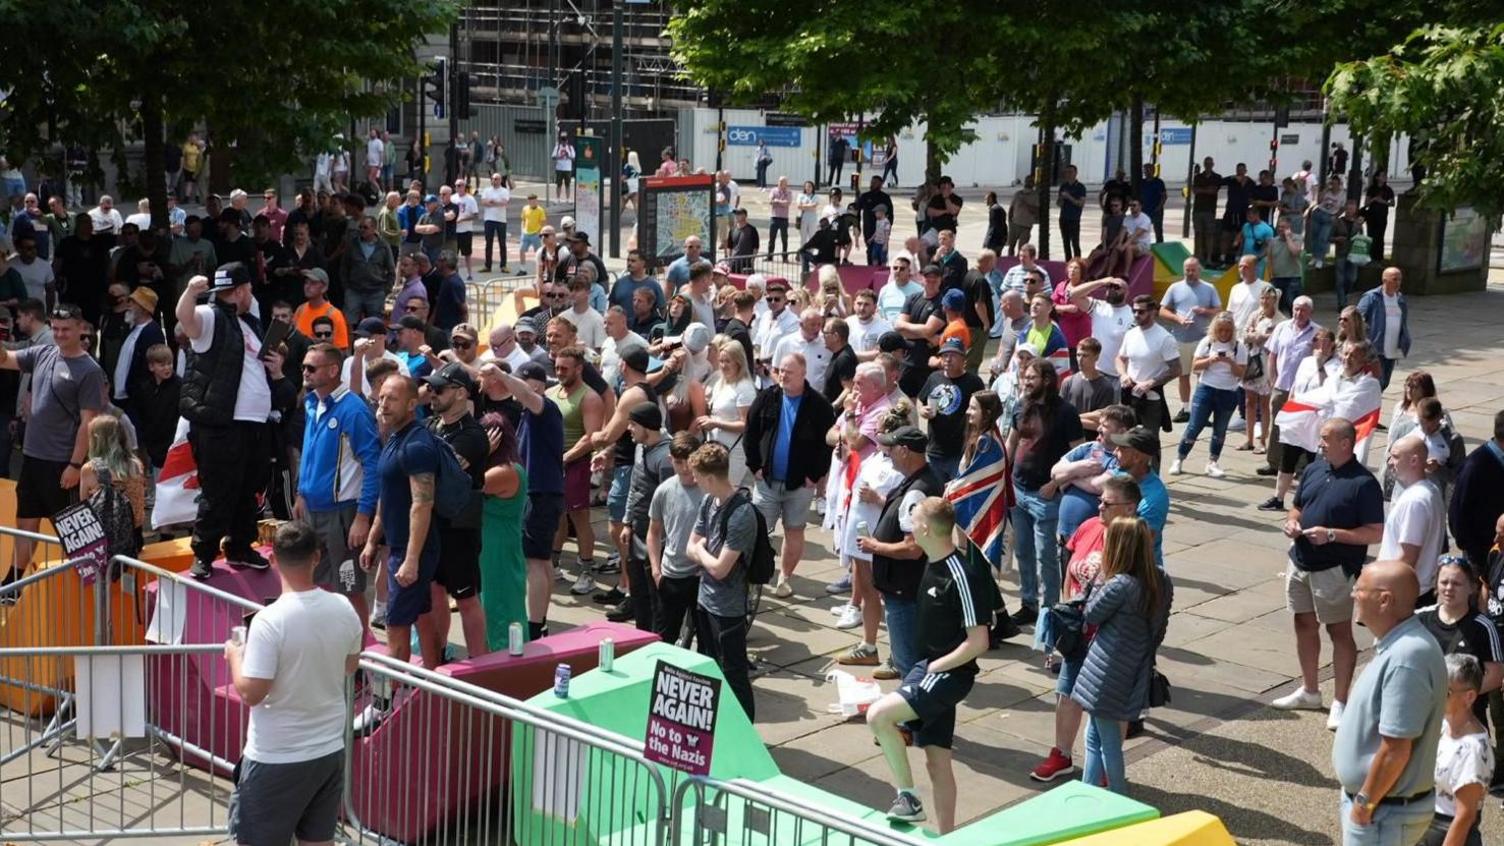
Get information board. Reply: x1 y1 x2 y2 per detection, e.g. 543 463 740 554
638 174 715 267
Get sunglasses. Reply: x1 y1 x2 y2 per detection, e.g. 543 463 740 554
313 331 334 339
451 338 473 349
766 295 785 303
546 292 568 299
300 363 323 373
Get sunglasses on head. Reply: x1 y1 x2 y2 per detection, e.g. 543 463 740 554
50 306 80 320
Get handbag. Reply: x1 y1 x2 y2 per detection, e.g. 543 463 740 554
1244 348 1265 381
1043 600 1089 662
1149 668 1172 707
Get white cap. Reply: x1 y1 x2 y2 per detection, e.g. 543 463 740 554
745 273 767 291
561 215 576 228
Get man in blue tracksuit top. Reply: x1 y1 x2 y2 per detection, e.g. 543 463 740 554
296 342 382 633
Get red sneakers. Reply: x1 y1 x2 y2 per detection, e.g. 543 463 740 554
1029 747 1077 782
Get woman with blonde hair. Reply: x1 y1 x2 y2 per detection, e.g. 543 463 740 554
695 338 756 485
78 414 147 556
1069 516 1172 793
817 264 852 318
1171 311 1246 478
1238 287 1281 453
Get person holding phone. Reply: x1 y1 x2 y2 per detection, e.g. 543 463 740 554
1170 312 1246 479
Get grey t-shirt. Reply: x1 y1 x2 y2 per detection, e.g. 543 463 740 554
1061 371 1120 414
1332 615 1447 798
694 493 755 617
625 439 673 533
16 344 108 462
1160 279 1221 344
648 476 706 579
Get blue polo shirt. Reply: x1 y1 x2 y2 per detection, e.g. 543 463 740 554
1136 471 1170 569
770 392 803 483
378 420 441 558
1292 457 1385 576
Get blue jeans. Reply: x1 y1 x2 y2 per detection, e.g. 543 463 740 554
484 220 508 268
1308 209 1333 263
1272 276 1302 314
1177 383 1239 461
1335 259 1359 310
882 594 919 677
1012 486 1061 611
1083 714 1127 794
1338 792 1434 846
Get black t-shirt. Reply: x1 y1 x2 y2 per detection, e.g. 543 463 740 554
55 236 111 311
217 234 257 273
723 317 754 376
823 345 858 405
856 189 893 239
1250 184 1280 222
1364 185 1396 222
899 291 943 396
1416 607 1502 723
1222 176 1253 219
476 394 524 431
114 243 170 288
428 412 489 487
1291 457 1384 575
1100 179 1131 208
962 270 992 329
921 371 985 461
916 551 999 672
926 192 963 233
1010 398 1084 490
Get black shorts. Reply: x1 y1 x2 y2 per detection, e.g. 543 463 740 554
896 660 976 750
522 492 564 560
434 525 482 599
457 231 474 257
17 456 74 519
229 749 343 845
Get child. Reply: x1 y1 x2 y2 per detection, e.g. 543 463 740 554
865 496 995 832
868 205 892 266
647 433 706 645
136 344 180 480
684 442 756 721
518 194 546 273
936 289 972 364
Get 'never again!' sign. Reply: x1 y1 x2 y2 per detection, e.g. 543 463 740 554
644 661 720 776
55 503 109 585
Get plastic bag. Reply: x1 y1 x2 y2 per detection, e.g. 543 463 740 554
825 669 883 719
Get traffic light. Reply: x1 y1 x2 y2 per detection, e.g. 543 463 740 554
424 58 447 117
456 72 472 120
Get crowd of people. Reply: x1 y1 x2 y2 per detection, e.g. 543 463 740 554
4 151 1503 845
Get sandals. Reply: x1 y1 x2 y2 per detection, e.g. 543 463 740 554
1234 443 1255 452
1252 445 1267 455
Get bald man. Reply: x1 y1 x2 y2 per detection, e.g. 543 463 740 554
1379 435 1446 606
1272 417 1385 728
1332 560 1446 843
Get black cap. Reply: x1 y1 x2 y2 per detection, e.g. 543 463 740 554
566 231 591 245
1109 426 1160 455
516 361 549 384
397 315 426 331
921 264 943 277
628 402 663 430
618 342 650 374
424 362 478 396
877 331 907 353
876 425 928 451
209 262 252 291
355 317 388 338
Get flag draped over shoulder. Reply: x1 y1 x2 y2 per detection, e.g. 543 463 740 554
945 434 1012 568
151 418 200 529
1274 374 1382 464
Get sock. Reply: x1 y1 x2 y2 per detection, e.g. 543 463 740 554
580 558 595 573
529 620 548 640
551 550 563 566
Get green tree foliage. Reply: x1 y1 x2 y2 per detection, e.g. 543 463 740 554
1327 23 1504 215
0 0 456 224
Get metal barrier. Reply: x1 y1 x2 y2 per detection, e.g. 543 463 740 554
467 274 535 329
671 777 927 846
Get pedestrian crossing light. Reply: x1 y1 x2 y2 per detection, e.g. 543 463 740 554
425 58 447 116
456 72 472 120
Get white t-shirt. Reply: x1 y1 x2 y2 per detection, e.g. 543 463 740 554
1124 211 1153 249
841 453 903 561
342 349 402 394
241 589 362 763
753 307 800 363
454 192 480 234
189 305 272 423
480 185 511 224
1434 725 1494 818
125 211 153 231
1086 300 1133 377
560 306 606 350
90 207 124 235
366 137 385 168
1194 336 1248 391
846 314 892 356
1378 478 1446 589
773 332 831 393
600 330 646 387
314 152 331 178
1118 323 1179 386
1382 293 1402 359
708 378 756 449
1226 280 1274 330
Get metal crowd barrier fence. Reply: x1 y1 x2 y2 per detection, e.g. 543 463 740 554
467 274 534 328
670 777 927 846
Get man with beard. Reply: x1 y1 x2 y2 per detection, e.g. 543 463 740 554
424 363 491 659
548 345 606 597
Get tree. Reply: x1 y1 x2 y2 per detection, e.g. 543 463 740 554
0 0 457 227
1327 23 1504 215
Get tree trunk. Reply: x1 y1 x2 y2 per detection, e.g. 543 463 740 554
924 135 941 187
1036 109 1055 260
1129 95 1144 195
1347 132 1364 201
142 94 169 234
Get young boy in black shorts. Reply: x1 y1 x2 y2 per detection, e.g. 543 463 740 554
865 496 995 832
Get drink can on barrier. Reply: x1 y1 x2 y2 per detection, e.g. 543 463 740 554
508 621 525 656
599 637 614 672
553 663 571 698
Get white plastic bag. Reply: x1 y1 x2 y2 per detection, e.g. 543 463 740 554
825 669 883 719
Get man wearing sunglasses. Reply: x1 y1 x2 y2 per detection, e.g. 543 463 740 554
0 303 107 593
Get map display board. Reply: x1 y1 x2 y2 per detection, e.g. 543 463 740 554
639 174 715 268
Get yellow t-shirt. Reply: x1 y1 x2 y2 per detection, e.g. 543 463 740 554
182 142 202 173
522 204 546 236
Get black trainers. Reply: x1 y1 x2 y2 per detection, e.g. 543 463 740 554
885 791 925 823
1256 496 1285 512
1255 466 1277 476
990 614 1022 646
189 559 214 580
605 602 634 623
228 548 270 571
593 587 627 605
1009 605 1038 626
1173 410 1191 424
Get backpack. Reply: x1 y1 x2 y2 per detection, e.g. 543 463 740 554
403 425 480 526
86 465 141 561
718 488 777 585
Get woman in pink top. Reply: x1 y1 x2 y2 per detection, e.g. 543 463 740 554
1052 258 1093 347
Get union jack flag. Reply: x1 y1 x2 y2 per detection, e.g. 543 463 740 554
944 433 1013 568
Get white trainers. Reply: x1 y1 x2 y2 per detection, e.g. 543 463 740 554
554 566 571 582
1205 461 1225 479
1227 417 1247 432
1271 687 1323 711
1168 459 1184 476
1326 700 1346 731
835 604 862 630
571 571 597 596
1254 421 1264 439
774 579 793 599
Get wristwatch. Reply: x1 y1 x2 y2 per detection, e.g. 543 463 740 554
1326 529 1337 544
1353 791 1375 814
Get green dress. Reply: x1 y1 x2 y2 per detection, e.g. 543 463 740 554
480 462 529 652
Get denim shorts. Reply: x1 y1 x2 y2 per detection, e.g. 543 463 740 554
607 465 633 523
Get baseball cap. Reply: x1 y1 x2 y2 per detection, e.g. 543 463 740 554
567 231 591 245
209 262 252 291
514 317 536 336
450 322 479 342
425 362 478 395
877 331 907 353
516 361 550 384
764 277 790 293
1109 426 1160 455
397 315 426 331
560 215 576 228
423 193 438 204
938 337 966 357
618 341 651 374
628 402 663 430
921 264 943 278
712 261 732 277
876 425 928 451
355 317 388 338
941 289 966 311
682 323 713 354
301 267 330 286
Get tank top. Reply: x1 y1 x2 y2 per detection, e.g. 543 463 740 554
613 381 660 465
547 380 589 453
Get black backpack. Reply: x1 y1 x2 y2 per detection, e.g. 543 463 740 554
86 465 141 561
718 488 776 585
